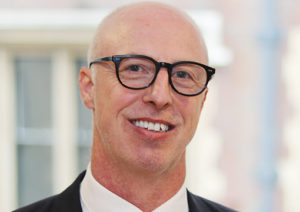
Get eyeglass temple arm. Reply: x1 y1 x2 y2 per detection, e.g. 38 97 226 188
89 56 113 68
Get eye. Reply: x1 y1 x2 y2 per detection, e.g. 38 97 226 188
127 64 143 72
173 71 191 79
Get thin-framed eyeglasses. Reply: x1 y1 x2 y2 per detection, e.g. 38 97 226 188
89 54 215 96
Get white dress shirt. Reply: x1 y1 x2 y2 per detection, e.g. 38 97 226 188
80 164 189 212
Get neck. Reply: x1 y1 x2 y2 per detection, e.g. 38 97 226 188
90 140 186 212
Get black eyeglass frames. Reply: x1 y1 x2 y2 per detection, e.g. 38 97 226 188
89 54 215 96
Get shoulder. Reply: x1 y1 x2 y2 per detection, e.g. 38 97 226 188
12 171 86 212
187 190 238 212
12 195 58 212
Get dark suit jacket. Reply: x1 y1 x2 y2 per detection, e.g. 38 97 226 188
13 171 237 212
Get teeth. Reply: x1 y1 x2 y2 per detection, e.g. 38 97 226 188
161 124 167 132
135 121 140 127
148 122 154 131
143 121 148 128
132 120 169 132
139 120 143 127
154 123 160 131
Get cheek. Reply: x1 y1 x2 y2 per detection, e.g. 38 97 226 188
179 94 203 116
94 76 141 122
178 96 203 132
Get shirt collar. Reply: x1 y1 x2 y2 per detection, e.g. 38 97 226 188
80 164 188 212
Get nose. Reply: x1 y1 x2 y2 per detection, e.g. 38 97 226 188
142 68 173 110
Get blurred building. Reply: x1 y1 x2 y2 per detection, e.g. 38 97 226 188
0 0 299 212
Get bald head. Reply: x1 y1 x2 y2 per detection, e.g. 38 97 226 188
88 2 208 64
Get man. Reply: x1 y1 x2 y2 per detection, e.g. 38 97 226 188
14 2 237 212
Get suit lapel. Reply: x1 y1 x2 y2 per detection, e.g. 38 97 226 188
187 190 212 212
53 171 86 212
187 190 200 212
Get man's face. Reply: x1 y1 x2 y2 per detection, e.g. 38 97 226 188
85 14 208 175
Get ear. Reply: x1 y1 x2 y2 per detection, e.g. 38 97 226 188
200 88 208 110
79 66 95 110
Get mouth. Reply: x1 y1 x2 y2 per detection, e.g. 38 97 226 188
130 119 173 132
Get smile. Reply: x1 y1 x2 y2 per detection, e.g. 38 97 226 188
131 120 170 132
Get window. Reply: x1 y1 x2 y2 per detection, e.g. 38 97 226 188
15 57 53 207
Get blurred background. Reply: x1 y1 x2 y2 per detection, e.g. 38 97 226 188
0 0 299 211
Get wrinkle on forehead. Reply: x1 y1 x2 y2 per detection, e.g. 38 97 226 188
88 2 208 63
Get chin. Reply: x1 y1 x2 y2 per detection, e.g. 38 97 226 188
133 151 183 175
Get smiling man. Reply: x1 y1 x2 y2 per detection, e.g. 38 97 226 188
14 2 236 212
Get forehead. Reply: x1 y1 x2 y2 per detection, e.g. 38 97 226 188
95 5 208 63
